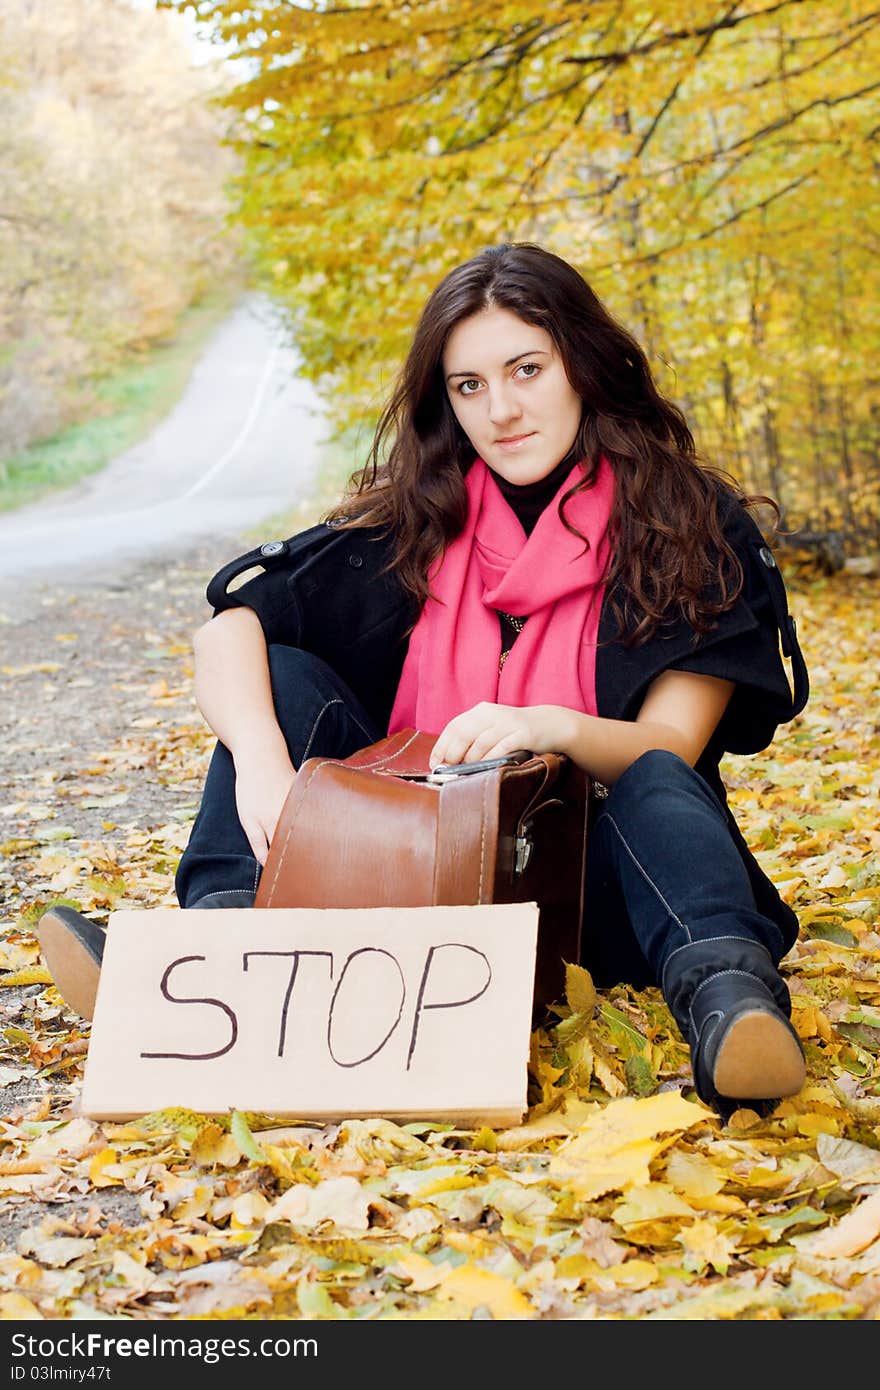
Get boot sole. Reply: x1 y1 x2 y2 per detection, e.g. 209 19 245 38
36 913 101 1021
712 1007 805 1100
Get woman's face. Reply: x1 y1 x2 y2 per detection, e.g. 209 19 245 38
442 305 582 485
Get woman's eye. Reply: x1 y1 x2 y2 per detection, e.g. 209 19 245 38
458 379 481 396
517 362 540 379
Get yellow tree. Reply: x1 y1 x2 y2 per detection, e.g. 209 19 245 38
168 0 880 533
0 0 237 461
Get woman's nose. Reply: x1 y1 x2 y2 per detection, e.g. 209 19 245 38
487 383 522 426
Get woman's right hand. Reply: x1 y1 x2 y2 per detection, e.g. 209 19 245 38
232 746 297 867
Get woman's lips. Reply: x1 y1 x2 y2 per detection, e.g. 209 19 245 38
495 432 536 448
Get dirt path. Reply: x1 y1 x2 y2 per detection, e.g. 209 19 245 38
0 536 241 1154
1 541 229 865
0 293 324 591
1 289 330 908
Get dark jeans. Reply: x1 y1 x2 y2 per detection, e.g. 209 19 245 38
175 646 789 988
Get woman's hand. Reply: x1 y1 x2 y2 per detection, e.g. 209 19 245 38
428 702 576 769
232 747 297 867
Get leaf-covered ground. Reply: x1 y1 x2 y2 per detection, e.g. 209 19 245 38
1 523 879 1321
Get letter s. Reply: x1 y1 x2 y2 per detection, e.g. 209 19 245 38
140 955 238 1060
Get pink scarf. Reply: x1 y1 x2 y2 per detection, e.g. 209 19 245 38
388 454 616 737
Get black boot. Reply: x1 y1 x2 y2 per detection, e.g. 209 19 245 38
36 906 106 1022
661 937 805 1118
36 891 255 1021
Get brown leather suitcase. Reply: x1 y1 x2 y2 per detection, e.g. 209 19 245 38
254 729 590 1012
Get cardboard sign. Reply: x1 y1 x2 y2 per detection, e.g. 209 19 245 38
81 903 539 1127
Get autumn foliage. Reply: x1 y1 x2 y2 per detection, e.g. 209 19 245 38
164 0 880 543
2 513 879 1319
0 0 237 464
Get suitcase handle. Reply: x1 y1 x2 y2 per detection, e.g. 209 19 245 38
427 749 533 784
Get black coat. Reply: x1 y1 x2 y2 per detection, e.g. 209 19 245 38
206 498 809 952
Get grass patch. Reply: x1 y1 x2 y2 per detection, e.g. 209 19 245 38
0 287 241 513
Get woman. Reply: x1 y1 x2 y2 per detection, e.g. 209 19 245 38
38 242 809 1118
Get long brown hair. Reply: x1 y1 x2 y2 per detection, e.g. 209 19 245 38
325 242 777 644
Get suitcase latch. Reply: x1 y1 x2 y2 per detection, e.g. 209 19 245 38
514 826 533 877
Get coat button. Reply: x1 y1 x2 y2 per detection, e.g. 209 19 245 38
260 540 286 558
758 545 777 568
348 553 363 568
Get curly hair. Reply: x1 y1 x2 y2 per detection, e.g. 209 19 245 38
324 242 778 645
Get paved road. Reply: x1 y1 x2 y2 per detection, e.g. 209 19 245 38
0 294 327 593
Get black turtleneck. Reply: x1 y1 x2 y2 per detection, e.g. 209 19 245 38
489 453 578 537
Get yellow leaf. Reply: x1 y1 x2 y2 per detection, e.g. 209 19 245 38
391 1252 443 1291
415 1172 477 1199
555 1253 602 1285
261 1144 304 1184
601 1258 659 1289
553 1137 661 1202
726 1107 765 1131
664 1150 725 1199
172 1187 212 1223
230 1111 267 1164
815 1011 835 1043
230 1192 271 1227
436 1264 534 1319
123 1108 205 1140
88 1148 120 1188
1 966 52 987
549 1092 709 1200
191 1122 242 1167
266 1176 371 1232
796 1190 880 1259
110 1251 156 1294
795 1006 821 1039
0 1293 42 1319
17 1233 93 1268
566 1034 594 1083
686 1193 746 1214
0 942 41 971
443 1230 496 1259
471 1125 497 1153
0 1175 55 1195
677 1218 735 1274
336 1117 431 1164
30 1117 96 1159
593 1050 626 1098
796 1114 840 1138
565 962 596 1015
496 1096 597 1151
816 1134 880 1187
613 1183 696 1226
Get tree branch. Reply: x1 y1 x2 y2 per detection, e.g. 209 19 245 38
559 0 811 66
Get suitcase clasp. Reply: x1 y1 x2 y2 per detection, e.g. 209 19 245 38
514 827 534 877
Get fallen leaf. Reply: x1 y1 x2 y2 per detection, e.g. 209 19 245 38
17 1232 94 1267
266 1176 371 1232
549 1091 709 1200
435 1264 534 1319
231 1111 268 1164
677 1218 736 1274
613 1183 696 1226
0 966 52 987
796 1191 880 1259
565 963 597 1016
191 1122 242 1168
0 1293 43 1319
